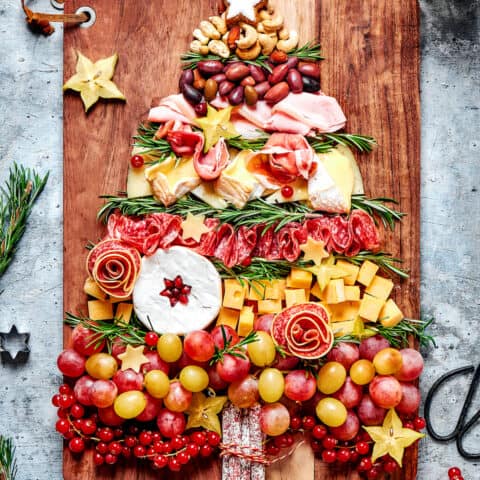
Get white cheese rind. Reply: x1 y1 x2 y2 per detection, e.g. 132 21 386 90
133 246 222 334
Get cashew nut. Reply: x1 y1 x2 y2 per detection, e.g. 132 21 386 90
208 39 231 59
262 12 284 32
278 27 290 40
209 15 227 35
193 28 210 45
257 23 265 33
236 41 262 61
200 20 221 40
237 23 258 49
190 40 210 55
277 30 299 52
259 33 277 55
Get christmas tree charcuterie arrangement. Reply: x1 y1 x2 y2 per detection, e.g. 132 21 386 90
55 1 432 477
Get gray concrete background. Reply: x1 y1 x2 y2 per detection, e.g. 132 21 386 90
0 0 478 478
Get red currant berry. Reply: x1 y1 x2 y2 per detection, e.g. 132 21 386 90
68 437 85 453
162 441 172 454
448 468 462 478
113 428 124 438
355 441 370 455
290 416 302 430
55 419 70 435
310 439 321 452
358 457 373 471
281 185 294 198
105 453 118 465
93 452 105 466
266 443 280 455
403 421 414 430
98 428 114 443
366 466 381 479
171 435 184 450
52 394 61 407
191 431 207 446
121 446 132 459
451 476 464 480
70 403 85 419
312 424 327 440
96 442 109 454
207 431 221 447
177 451 191 465
336 448 351 463
57 408 68 419
81 419 97 435
130 155 144 168
187 442 200 457
322 449 337 463
59 394 75 409
73 419 83 431
145 332 159 347
302 416 316 430
200 444 213 457
152 432 162 442
154 454 168 468
169 457 182 472
109 441 123 456
133 445 146 458
322 436 337 450
139 431 153 446
241 257 252 266
274 434 288 449
349 451 360 463
59 384 72 395
124 435 137 448
283 433 294 447
413 417 426 430
383 459 398 473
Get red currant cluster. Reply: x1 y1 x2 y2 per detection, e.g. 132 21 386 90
448 467 464 480
262 413 426 479
160 275 192 307
52 383 220 473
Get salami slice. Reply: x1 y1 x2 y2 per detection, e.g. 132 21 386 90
277 222 308 262
194 218 220 257
329 216 352 252
305 217 333 245
236 226 258 265
214 223 238 268
349 210 381 252
251 225 273 258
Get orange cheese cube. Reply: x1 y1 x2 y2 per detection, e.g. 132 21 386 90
365 275 394 301
237 306 255 337
248 281 268 301
379 299 404 327
265 279 286 300
329 301 361 323
344 285 361 301
335 260 360 286
285 289 307 308
257 299 282 314
324 279 346 304
108 295 132 304
357 261 379 287
359 294 385 322
331 320 355 337
84 277 107 300
223 279 248 310
216 307 240 330
286 268 313 289
310 281 323 300
88 300 113 321
115 303 133 324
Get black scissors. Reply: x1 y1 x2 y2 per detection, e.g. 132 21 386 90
424 363 480 460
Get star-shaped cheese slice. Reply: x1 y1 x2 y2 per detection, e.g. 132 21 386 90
308 255 348 291
300 237 329 265
195 105 238 153
364 408 425 467
117 345 149 373
185 392 227 436
224 0 266 25
181 213 212 242
63 51 126 112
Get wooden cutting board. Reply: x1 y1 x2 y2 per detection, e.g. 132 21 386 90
63 0 420 478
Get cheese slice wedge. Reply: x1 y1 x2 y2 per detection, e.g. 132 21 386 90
192 182 228 209
264 178 309 204
336 144 364 195
145 156 201 206
126 147 162 198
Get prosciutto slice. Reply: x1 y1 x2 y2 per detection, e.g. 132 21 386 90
148 94 197 125
193 138 230 181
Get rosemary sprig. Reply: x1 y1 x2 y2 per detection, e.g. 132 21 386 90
289 41 324 61
181 51 229 70
0 163 49 277
337 251 408 279
307 133 377 154
226 133 270 151
65 312 148 352
0 436 17 480
374 317 436 349
132 123 176 162
351 194 405 230
211 327 258 363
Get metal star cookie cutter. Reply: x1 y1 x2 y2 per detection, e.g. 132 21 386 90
0 325 30 363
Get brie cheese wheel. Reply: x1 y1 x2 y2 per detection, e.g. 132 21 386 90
133 246 222 334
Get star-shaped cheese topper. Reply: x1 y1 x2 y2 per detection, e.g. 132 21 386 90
364 408 424 467
300 237 329 265
181 213 212 242
185 392 227 435
117 345 149 373
308 255 348 291
195 105 239 153
224 0 267 25
63 51 126 112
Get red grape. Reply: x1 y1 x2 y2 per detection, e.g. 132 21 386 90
359 335 390 361
216 353 250 383
98 405 125 426
207 365 228 390
184 331 215 362
73 375 95 406
90 379 118 408
163 381 192 412
329 410 360 441
211 325 239 349
113 369 144 393
332 377 362 409
141 350 170 375
136 393 162 422
176 351 208 370
357 394 387 426
327 342 360 371
273 353 299 370
369 375 402 408
228 375 259 408
284 370 316 402
259 402 290 436
395 348 424 381
254 314 274 332
57 349 86 378
72 324 105 356
395 382 421 415
157 409 186 438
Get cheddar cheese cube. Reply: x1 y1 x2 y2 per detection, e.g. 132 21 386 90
257 299 282 314
359 294 385 322
329 301 360 322
365 275 394 301
88 300 113 321
285 289 307 308
379 299 404 327
344 285 361 301
310 281 323 300
115 303 133 324
223 279 248 310
286 268 313 289
109 295 132 304
331 320 355 337
248 281 268 301
237 306 255 337
357 261 379 287
265 279 286 300
84 277 107 300
324 279 346 304
335 260 360 286
216 307 240 330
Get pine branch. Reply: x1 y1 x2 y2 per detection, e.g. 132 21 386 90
351 194 405 231
336 251 408 279
0 436 17 480
0 163 49 277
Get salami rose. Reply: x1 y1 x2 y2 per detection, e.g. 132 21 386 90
86 239 141 299
271 303 334 359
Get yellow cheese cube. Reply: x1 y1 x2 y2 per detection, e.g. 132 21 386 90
331 320 355 337
108 295 132 304
115 303 133 324
344 286 361 301
216 307 240 330
285 289 307 308
286 268 313 289
379 299 404 327
223 279 247 310
357 261 379 287
335 260 360 286
88 300 113 321
310 281 323 300
257 299 282 314
84 277 107 300
365 275 394 301
248 281 268 301
304 289 311 301
238 306 255 337
265 279 286 300
324 279 346 304
359 294 385 322
329 301 361 322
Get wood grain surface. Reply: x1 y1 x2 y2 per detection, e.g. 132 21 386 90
63 0 420 479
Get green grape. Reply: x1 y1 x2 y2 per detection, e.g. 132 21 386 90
317 361 347 394
114 391 147 419
247 331 276 367
179 365 209 393
258 368 285 403
157 333 183 363
144 369 170 398
315 397 347 427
